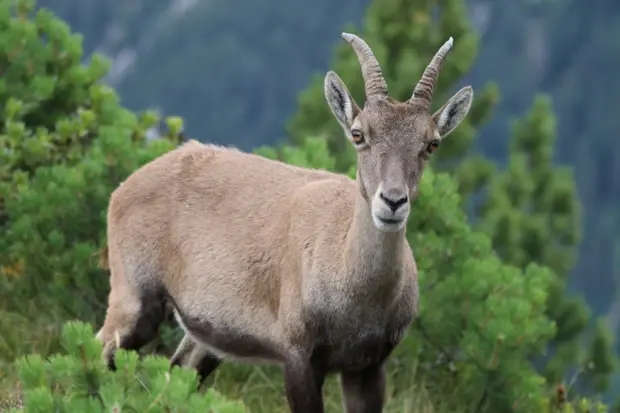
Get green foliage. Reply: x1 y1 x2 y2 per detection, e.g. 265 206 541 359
255 136 336 171
579 319 618 396
469 95 618 391
476 96 578 275
6 321 246 412
554 397 607 413
0 0 183 377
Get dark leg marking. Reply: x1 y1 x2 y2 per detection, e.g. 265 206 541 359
340 363 386 413
193 352 222 388
284 354 326 413
107 292 166 371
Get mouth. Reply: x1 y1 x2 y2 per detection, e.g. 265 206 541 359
376 217 403 225
372 214 407 232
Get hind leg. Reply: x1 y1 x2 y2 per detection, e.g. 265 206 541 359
96 256 165 370
170 333 196 366
170 333 221 387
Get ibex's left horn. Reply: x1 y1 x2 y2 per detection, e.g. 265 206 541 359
410 37 454 108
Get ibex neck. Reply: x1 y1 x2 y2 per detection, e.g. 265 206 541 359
343 191 406 294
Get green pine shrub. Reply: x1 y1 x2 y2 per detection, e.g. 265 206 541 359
0 0 184 390
2 321 247 413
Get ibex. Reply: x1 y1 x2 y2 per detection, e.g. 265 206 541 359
96 32 473 412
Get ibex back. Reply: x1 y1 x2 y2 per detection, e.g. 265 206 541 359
96 32 474 413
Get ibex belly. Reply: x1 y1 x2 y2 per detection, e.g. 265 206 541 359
171 301 284 364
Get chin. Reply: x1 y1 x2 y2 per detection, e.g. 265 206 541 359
371 214 407 233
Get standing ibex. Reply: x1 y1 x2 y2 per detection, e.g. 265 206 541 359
96 32 473 412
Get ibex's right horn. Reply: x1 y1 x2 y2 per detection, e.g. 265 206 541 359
341 32 388 100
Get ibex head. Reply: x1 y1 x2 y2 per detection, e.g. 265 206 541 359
324 33 473 233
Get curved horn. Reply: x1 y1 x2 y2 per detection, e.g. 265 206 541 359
341 32 388 100
411 37 454 107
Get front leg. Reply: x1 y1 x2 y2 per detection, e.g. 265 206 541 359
283 352 326 413
340 363 386 413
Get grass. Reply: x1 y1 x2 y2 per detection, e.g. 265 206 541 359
0 310 61 412
0 368 438 413
0 382 21 412
0 352 437 413
0 351 607 413
208 364 438 413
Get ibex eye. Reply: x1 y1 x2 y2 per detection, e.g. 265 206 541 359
351 129 365 145
426 139 439 154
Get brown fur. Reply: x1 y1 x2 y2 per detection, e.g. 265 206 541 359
95 33 474 413
98 246 109 270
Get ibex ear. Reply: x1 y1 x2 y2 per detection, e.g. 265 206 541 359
432 86 474 139
324 71 361 133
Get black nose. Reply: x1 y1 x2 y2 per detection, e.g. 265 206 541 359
379 192 408 212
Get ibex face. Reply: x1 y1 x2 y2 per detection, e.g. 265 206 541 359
325 33 473 232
